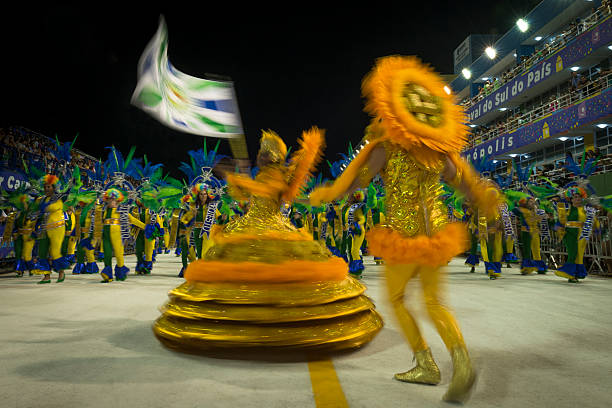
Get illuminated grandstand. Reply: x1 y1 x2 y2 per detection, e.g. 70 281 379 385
451 0 612 195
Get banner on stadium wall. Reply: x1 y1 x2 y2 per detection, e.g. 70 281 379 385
0 170 28 192
467 16 612 122
463 88 612 162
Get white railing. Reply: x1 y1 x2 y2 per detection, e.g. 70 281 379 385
467 72 612 149
460 7 612 109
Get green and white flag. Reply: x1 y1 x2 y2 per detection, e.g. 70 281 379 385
131 16 243 138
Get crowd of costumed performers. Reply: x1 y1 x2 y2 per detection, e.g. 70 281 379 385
455 151 612 283
0 140 187 284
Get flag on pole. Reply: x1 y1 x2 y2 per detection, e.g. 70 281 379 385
131 16 244 138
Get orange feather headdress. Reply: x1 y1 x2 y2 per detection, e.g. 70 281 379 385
361 55 469 167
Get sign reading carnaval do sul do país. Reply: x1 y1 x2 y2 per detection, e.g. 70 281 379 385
466 16 612 122
462 87 612 162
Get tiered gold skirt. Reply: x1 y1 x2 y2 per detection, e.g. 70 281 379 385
153 276 383 352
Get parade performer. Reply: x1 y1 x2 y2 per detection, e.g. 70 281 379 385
153 127 383 352
554 153 603 282
32 174 72 284
463 205 480 273
61 206 76 264
71 199 99 275
177 140 225 266
471 158 503 279
368 180 386 265
309 56 501 402
508 160 547 274
176 194 195 278
0 185 38 277
493 170 519 267
96 147 145 282
345 189 367 277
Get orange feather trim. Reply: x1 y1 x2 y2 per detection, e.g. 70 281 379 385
43 174 59 185
226 168 286 201
184 257 348 283
366 223 469 266
282 127 325 203
361 55 469 168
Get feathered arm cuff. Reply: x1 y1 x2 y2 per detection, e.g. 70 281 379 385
226 168 286 201
309 138 385 206
282 127 325 203
447 153 502 221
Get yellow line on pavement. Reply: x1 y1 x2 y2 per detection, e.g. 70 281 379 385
308 358 349 408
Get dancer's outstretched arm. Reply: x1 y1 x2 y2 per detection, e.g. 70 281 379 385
309 143 386 206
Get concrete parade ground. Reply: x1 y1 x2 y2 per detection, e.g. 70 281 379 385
0 254 611 408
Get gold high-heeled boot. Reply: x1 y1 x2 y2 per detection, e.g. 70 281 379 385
394 348 441 385
443 346 477 403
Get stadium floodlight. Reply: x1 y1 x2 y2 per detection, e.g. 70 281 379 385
499 107 508 111
469 124 477 128
570 66 580 71
443 85 452 95
509 154 518 158
485 47 497 59
517 19 529 32
534 36 543 41
558 137 569 141
481 77 490 81
608 45 612 51
461 68 472 80
596 123 608 128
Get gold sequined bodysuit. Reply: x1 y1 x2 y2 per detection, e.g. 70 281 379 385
380 143 448 238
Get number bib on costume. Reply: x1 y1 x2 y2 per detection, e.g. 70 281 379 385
580 206 597 241
199 201 219 238
536 208 550 239
499 203 515 239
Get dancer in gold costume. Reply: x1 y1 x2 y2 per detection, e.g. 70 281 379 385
309 56 501 403
153 127 383 352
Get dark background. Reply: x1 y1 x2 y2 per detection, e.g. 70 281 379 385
2 2 539 178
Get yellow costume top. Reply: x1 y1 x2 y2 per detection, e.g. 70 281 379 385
310 56 501 266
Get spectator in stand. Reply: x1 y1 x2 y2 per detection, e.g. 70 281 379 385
549 95 559 112
570 72 580 99
577 74 588 99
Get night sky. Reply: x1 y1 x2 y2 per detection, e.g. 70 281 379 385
3 2 539 179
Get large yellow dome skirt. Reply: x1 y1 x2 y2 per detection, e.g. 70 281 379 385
153 277 383 353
